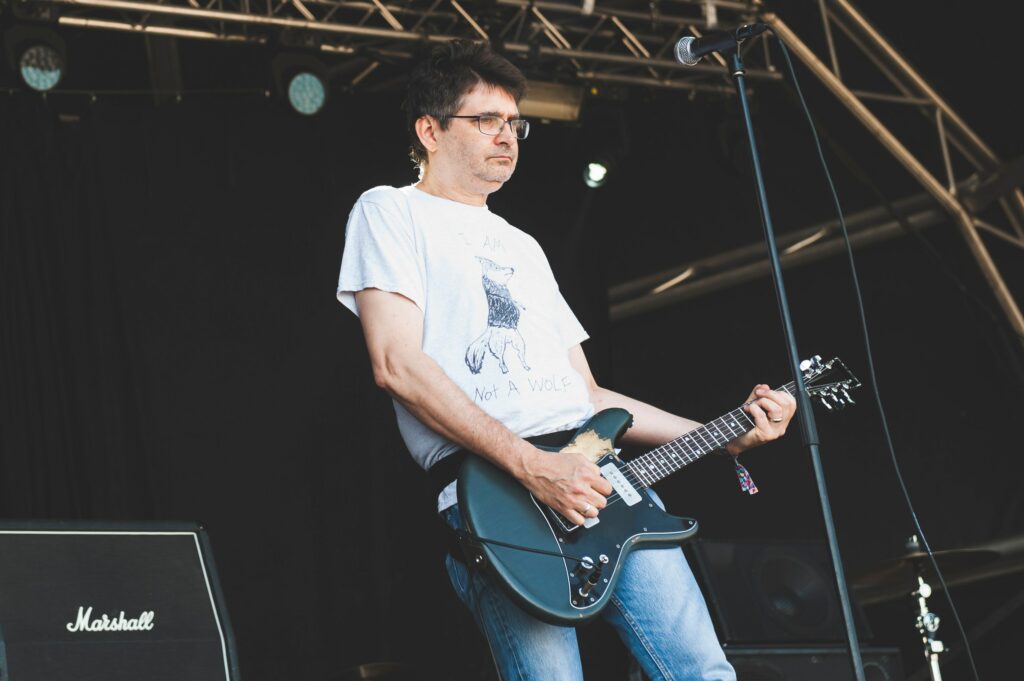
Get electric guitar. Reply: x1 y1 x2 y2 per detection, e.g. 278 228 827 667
456 356 860 626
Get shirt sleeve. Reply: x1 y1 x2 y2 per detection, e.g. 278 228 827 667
336 198 425 316
526 235 589 349
554 288 589 348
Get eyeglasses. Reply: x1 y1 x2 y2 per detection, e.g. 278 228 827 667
445 115 530 140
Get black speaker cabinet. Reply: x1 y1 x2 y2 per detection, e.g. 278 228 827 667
725 646 904 681
627 646 903 681
688 539 872 643
0 521 240 681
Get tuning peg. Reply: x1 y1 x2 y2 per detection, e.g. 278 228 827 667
801 355 824 377
841 388 854 405
819 396 834 411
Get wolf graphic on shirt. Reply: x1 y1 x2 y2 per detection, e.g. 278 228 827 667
465 257 531 375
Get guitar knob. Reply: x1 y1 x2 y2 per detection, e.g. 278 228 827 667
578 567 602 597
572 557 595 579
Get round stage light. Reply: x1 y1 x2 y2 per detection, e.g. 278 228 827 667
287 72 326 115
583 162 608 188
20 44 64 92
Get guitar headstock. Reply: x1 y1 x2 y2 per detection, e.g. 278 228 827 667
800 356 861 411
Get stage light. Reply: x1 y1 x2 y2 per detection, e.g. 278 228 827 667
19 43 63 91
4 26 67 94
519 81 584 123
272 53 329 116
583 162 608 188
581 108 628 189
287 71 325 115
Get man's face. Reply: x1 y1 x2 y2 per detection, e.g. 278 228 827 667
433 84 520 189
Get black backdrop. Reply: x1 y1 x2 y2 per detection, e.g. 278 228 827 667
2 12 1024 679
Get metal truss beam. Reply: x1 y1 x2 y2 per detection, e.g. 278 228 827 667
608 1 1023 342
41 0 778 91
610 191 948 321
21 0 1022 336
765 13 1023 339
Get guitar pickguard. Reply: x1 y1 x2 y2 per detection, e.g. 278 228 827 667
551 458 697 615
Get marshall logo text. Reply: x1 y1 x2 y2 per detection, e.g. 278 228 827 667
66 606 156 632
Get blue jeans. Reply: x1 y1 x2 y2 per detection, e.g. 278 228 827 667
442 491 736 681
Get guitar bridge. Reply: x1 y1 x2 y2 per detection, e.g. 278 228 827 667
549 509 599 534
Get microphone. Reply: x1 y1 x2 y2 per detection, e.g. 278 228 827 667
674 23 768 65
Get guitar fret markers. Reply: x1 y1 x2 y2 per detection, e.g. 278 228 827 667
626 381 799 487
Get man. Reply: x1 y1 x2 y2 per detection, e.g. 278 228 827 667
337 41 796 681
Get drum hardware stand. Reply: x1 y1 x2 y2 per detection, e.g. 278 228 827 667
907 535 945 681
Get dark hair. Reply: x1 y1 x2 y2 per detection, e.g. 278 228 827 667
403 40 527 166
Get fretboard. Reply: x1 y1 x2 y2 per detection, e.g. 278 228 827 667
625 381 798 487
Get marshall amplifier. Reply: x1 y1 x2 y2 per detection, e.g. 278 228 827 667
0 521 240 681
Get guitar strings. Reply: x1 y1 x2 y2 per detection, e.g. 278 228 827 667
616 377 837 497
587 405 759 509
575 377 843 514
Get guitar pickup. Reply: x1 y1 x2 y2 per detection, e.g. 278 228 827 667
600 463 641 506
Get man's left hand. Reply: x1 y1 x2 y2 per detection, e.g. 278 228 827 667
725 384 797 456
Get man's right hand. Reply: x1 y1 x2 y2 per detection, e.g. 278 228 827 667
519 447 613 527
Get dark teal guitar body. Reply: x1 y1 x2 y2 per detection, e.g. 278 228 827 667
456 408 698 626
455 356 860 626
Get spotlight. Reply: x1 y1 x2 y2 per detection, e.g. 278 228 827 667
580 107 629 189
20 43 64 91
287 71 326 116
272 53 328 116
4 26 67 93
519 81 584 123
583 162 609 189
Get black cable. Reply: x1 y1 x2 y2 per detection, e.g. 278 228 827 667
455 528 589 564
772 80 1024 364
774 36 982 681
814 113 1024 383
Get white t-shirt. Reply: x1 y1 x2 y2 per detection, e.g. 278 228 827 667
337 185 594 510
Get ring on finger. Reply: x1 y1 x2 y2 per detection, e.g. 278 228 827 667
770 416 783 423
581 503 593 513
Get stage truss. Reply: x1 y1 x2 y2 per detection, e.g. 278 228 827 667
15 0 1024 338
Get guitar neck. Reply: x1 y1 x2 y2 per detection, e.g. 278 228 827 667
625 381 797 487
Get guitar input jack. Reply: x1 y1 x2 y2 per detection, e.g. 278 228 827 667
578 565 603 597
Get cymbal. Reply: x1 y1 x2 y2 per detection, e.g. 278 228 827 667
852 548 1000 592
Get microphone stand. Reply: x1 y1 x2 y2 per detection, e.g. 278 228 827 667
725 47 867 681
